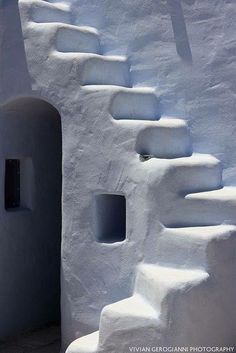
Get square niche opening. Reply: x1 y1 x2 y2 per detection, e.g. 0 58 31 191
94 194 126 243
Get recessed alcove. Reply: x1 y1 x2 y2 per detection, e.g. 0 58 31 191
5 158 34 211
0 97 62 339
5 159 20 209
94 193 126 243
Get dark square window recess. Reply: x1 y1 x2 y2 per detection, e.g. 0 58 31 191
5 159 20 209
94 194 126 243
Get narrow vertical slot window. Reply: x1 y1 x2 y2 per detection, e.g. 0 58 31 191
5 159 20 210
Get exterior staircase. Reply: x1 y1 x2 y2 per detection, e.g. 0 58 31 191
19 0 236 351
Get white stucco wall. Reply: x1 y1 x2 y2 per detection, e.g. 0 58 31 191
57 1 235 348
0 0 235 350
68 0 236 185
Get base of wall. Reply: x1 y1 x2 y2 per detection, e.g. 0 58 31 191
0 324 61 353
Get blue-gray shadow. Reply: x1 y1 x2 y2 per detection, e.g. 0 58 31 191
0 0 32 101
167 0 193 63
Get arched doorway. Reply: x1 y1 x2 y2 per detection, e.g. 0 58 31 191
0 98 62 339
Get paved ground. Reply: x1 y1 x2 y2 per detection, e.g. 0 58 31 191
0 325 61 353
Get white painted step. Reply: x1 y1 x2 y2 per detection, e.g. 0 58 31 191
111 89 160 120
66 331 99 353
78 54 131 87
146 153 222 193
135 117 192 158
66 266 211 352
162 186 236 227
186 186 236 202
56 25 101 54
157 225 236 270
184 187 236 225
98 294 158 348
31 0 71 23
66 295 159 353
167 153 222 193
135 264 208 309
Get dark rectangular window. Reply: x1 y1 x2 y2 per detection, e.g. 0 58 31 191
5 159 20 209
94 194 126 243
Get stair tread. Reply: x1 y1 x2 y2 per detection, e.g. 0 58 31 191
82 85 155 92
144 153 221 171
138 264 208 285
54 52 127 61
173 153 219 165
164 224 236 239
186 186 236 200
112 118 188 129
145 152 219 164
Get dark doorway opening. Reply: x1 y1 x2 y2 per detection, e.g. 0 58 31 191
0 98 62 342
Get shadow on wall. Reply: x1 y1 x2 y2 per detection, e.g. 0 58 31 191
0 0 32 100
167 0 192 63
0 98 62 339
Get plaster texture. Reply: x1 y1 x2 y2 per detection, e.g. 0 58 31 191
0 0 235 351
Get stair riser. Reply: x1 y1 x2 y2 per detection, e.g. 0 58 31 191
162 197 236 227
99 315 158 351
136 126 192 159
111 91 160 120
134 270 166 309
31 5 71 24
79 58 131 87
156 231 236 273
166 163 222 194
56 28 101 54
134 266 209 313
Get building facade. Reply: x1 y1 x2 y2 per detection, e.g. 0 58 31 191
0 0 235 352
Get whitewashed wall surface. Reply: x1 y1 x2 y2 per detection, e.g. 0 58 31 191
0 0 235 352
